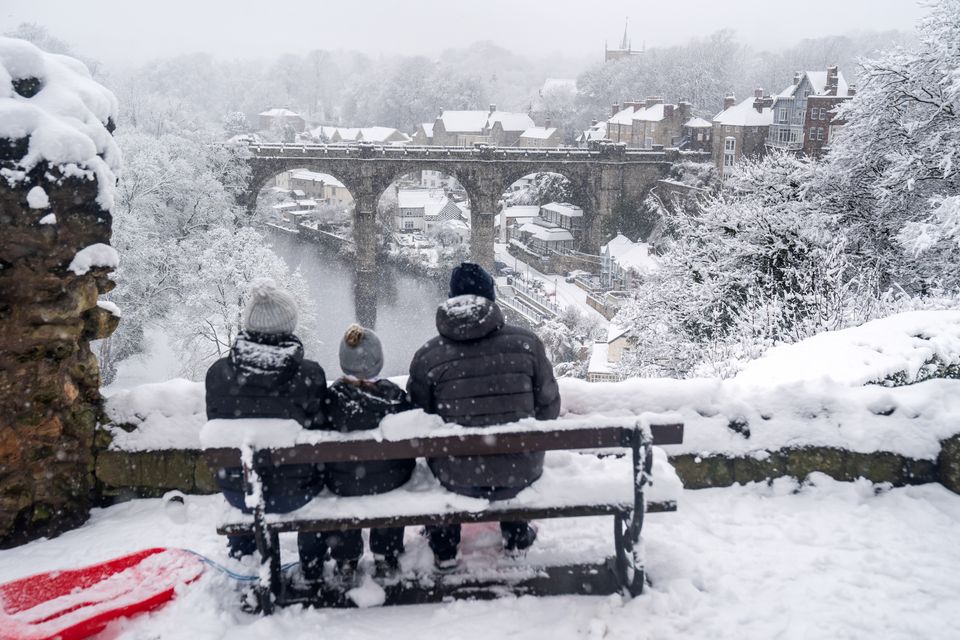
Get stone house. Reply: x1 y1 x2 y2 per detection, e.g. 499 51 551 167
429 106 534 147
630 99 691 148
576 119 608 147
600 233 655 288
412 122 434 145
712 90 774 175
767 66 855 157
395 189 464 233
604 98 690 148
258 108 305 133
310 126 410 144
518 123 561 147
276 170 353 209
682 116 713 151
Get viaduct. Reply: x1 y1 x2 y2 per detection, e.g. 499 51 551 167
244 142 710 274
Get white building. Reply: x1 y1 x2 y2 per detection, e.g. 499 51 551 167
395 189 465 233
496 205 541 242
587 324 632 382
601 233 656 288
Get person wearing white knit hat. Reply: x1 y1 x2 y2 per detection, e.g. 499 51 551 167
205 277 329 581
243 278 299 335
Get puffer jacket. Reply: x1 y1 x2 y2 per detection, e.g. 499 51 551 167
323 378 415 496
205 331 327 506
407 295 561 499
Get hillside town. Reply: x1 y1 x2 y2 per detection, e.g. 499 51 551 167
3 2 960 636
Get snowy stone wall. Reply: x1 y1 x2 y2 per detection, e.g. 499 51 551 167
0 38 121 546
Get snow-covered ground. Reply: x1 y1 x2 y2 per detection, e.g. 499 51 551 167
3 477 959 638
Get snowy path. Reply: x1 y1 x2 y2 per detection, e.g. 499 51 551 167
3 476 959 638
494 242 608 325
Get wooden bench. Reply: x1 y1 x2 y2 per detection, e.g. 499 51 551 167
202 415 684 612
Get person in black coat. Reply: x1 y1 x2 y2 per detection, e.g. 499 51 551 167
321 324 414 581
407 263 561 570
205 278 327 577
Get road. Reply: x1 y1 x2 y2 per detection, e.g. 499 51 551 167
494 243 608 326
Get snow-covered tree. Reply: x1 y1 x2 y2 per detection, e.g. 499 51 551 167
614 153 853 378
823 0 960 292
173 227 315 377
99 129 308 382
222 111 249 138
504 173 572 207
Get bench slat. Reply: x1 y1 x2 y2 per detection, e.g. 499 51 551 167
218 501 677 535
204 423 683 469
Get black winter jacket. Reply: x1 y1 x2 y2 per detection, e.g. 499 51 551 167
407 295 561 498
205 332 327 499
323 378 415 496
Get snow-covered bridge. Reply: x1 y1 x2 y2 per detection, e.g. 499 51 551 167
243 142 710 273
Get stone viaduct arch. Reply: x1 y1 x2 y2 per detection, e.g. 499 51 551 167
243 143 710 274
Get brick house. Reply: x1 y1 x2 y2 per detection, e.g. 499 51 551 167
711 90 774 174
767 66 855 157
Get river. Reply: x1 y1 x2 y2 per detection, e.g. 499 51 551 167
267 230 447 378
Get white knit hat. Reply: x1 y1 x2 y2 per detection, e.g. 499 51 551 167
243 278 299 335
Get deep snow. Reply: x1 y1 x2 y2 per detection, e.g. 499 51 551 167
2 477 959 639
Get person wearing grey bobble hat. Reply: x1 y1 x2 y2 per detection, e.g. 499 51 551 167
205 278 328 578
321 323 414 585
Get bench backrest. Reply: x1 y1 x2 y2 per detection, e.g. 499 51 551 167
203 422 684 470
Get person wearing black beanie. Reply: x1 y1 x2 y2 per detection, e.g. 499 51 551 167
407 263 561 571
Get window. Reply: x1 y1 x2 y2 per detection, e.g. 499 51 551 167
404 220 415 230
723 136 736 169
778 108 788 124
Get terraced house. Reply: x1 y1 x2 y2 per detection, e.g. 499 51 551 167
767 66 856 157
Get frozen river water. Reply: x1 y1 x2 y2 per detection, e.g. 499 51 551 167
268 230 447 378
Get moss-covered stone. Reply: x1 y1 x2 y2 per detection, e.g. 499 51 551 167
95 450 199 494
844 451 904 484
938 434 960 494
671 454 735 488
193 456 219 494
784 447 849 481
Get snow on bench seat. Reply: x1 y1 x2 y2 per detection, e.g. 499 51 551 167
217 449 681 534
200 410 683 452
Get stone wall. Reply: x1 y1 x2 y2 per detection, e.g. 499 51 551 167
0 171 119 547
89 442 960 501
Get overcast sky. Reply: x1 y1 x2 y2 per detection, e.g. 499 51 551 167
1 0 926 67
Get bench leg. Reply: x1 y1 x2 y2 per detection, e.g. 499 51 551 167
613 429 651 598
613 512 644 597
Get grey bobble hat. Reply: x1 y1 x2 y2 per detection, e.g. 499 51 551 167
243 278 299 335
339 323 384 379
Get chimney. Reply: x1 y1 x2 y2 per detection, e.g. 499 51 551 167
489 103 497 114
793 72 802 85
663 104 674 119
545 117 552 129
754 87 764 98
723 95 736 111
646 95 663 106
826 65 839 95
678 101 691 121
612 103 621 116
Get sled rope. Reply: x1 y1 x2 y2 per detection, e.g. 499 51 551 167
181 549 299 582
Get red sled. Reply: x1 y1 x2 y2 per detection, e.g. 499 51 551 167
0 547 204 640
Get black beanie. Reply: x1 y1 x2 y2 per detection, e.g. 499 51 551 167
449 262 496 301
